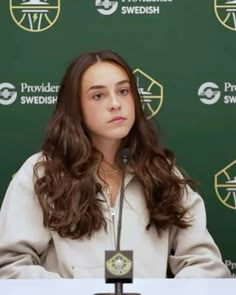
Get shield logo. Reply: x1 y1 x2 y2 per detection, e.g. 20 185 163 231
214 0 236 31
215 160 236 210
133 68 163 119
106 252 132 276
9 0 61 32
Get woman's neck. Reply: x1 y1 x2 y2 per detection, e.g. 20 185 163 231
92 138 121 165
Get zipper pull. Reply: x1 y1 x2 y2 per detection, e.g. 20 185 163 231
111 207 115 218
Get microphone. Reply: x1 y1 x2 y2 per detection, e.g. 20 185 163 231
95 148 141 295
117 147 129 252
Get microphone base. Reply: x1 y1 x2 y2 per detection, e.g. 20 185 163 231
94 293 141 295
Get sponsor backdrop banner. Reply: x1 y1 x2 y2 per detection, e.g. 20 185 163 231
0 0 235 275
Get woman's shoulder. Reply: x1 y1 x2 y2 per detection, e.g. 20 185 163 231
14 152 45 182
172 166 203 208
19 151 44 169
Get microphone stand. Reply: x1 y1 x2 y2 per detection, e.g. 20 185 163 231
95 148 141 295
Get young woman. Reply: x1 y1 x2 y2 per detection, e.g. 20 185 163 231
0 50 231 278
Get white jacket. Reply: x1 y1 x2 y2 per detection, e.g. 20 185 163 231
0 153 231 278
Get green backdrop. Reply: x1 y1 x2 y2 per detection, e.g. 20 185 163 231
0 0 235 276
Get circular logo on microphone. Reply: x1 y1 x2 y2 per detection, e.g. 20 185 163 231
0 83 17 105
198 82 221 105
106 252 132 276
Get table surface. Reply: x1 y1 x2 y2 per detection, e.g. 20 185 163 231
0 279 235 295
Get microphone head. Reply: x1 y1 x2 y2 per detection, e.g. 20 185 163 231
121 148 130 165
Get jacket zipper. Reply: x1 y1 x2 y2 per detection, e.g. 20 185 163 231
110 207 116 249
100 174 133 250
100 191 117 250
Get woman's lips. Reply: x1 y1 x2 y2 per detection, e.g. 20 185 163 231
108 116 126 123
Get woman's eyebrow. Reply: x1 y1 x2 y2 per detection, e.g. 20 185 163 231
87 80 130 92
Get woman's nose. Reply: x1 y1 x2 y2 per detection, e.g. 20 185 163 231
109 94 121 111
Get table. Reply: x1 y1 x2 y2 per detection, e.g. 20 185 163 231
0 279 235 295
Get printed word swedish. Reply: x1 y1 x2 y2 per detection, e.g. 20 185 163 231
21 96 57 105
121 6 159 14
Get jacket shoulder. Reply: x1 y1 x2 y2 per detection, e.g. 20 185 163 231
14 152 44 182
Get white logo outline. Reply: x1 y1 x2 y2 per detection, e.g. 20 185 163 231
198 82 221 105
214 0 236 31
215 160 236 210
133 68 163 119
95 0 118 15
9 0 61 33
0 83 17 106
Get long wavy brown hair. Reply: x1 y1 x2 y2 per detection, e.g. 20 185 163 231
34 50 193 239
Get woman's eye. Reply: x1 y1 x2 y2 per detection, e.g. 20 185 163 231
119 88 129 96
92 93 104 100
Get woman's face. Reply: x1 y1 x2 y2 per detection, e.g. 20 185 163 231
80 61 135 147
